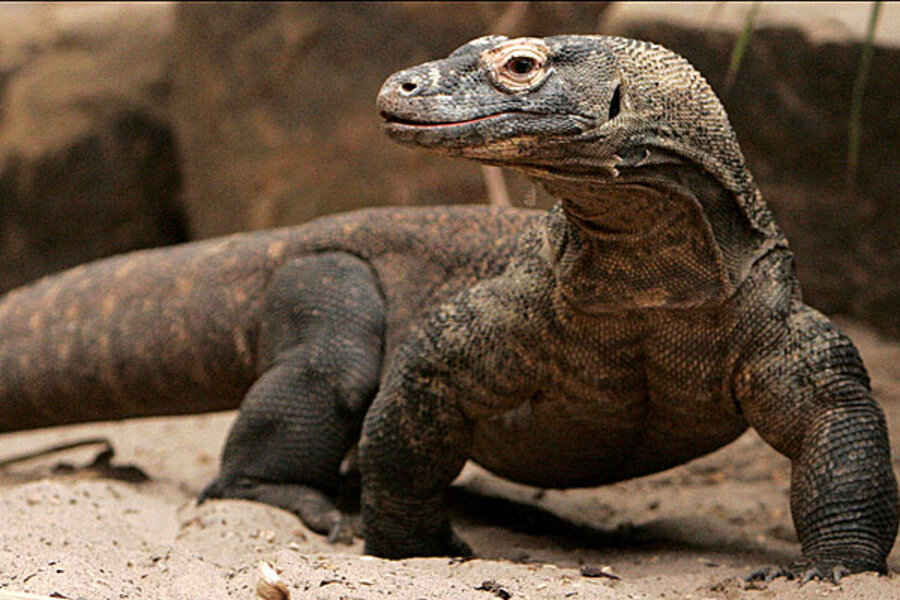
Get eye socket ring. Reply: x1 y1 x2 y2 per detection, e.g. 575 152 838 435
484 38 550 92
497 52 545 89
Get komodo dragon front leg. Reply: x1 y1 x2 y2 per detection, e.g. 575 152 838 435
202 252 385 540
738 304 898 581
359 270 548 558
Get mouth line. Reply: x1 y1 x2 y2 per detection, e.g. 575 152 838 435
381 110 528 129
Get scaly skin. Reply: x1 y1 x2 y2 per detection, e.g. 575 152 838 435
361 35 899 578
0 206 537 432
0 34 895 580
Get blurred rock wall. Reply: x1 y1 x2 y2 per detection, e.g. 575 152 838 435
0 4 184 291
1 3 898 338
170 2 607 237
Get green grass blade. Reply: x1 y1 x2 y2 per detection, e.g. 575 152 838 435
847 1 882 188
724 2 762 93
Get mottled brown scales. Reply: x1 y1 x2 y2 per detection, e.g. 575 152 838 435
0 206 535 431
0 34 896 583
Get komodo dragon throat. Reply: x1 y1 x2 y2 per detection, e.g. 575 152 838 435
0 35 896 582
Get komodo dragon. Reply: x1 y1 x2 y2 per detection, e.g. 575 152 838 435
0 35 896 581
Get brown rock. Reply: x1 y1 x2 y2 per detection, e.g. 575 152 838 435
0 4 185 292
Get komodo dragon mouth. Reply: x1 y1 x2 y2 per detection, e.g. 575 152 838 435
380 110 540 129
379 105 591 160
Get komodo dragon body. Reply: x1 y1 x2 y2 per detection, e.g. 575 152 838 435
0 34 896 581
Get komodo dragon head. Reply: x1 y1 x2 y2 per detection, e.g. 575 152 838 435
378 35 782 241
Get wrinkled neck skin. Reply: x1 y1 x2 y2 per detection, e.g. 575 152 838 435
536 164 771 313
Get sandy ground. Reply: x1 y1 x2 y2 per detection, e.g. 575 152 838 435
1 319 899 599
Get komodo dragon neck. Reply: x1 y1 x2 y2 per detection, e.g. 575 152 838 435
378 34 785 312
537 163 773 312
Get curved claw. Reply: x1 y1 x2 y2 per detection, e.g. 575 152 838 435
797 563 852 585
748 561 852 585
746 565 794 583
797 564 851 585
832 565 851 584
799 567 823 585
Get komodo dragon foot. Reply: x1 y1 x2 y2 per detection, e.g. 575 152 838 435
199 478 361 544
747 560 857 585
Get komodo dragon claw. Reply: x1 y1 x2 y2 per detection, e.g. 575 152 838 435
747 561 855 585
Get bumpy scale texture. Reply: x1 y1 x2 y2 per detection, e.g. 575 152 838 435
0 35 895 581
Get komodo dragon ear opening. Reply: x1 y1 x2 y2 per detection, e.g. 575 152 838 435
608 84 621 120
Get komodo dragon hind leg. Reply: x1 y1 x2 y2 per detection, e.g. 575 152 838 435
200 252 385 543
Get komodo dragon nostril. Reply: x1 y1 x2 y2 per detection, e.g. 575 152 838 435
400 81 418 95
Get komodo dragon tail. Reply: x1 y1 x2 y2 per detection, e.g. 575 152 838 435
0 232 301 433
0 205 534 434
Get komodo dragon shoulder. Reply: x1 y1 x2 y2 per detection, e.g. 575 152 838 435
0 34 896 583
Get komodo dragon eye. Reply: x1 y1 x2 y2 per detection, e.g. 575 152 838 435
484 38 550 92
498 53 545 88
506 56 537 76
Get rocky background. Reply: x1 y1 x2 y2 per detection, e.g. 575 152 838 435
1 2 897 337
